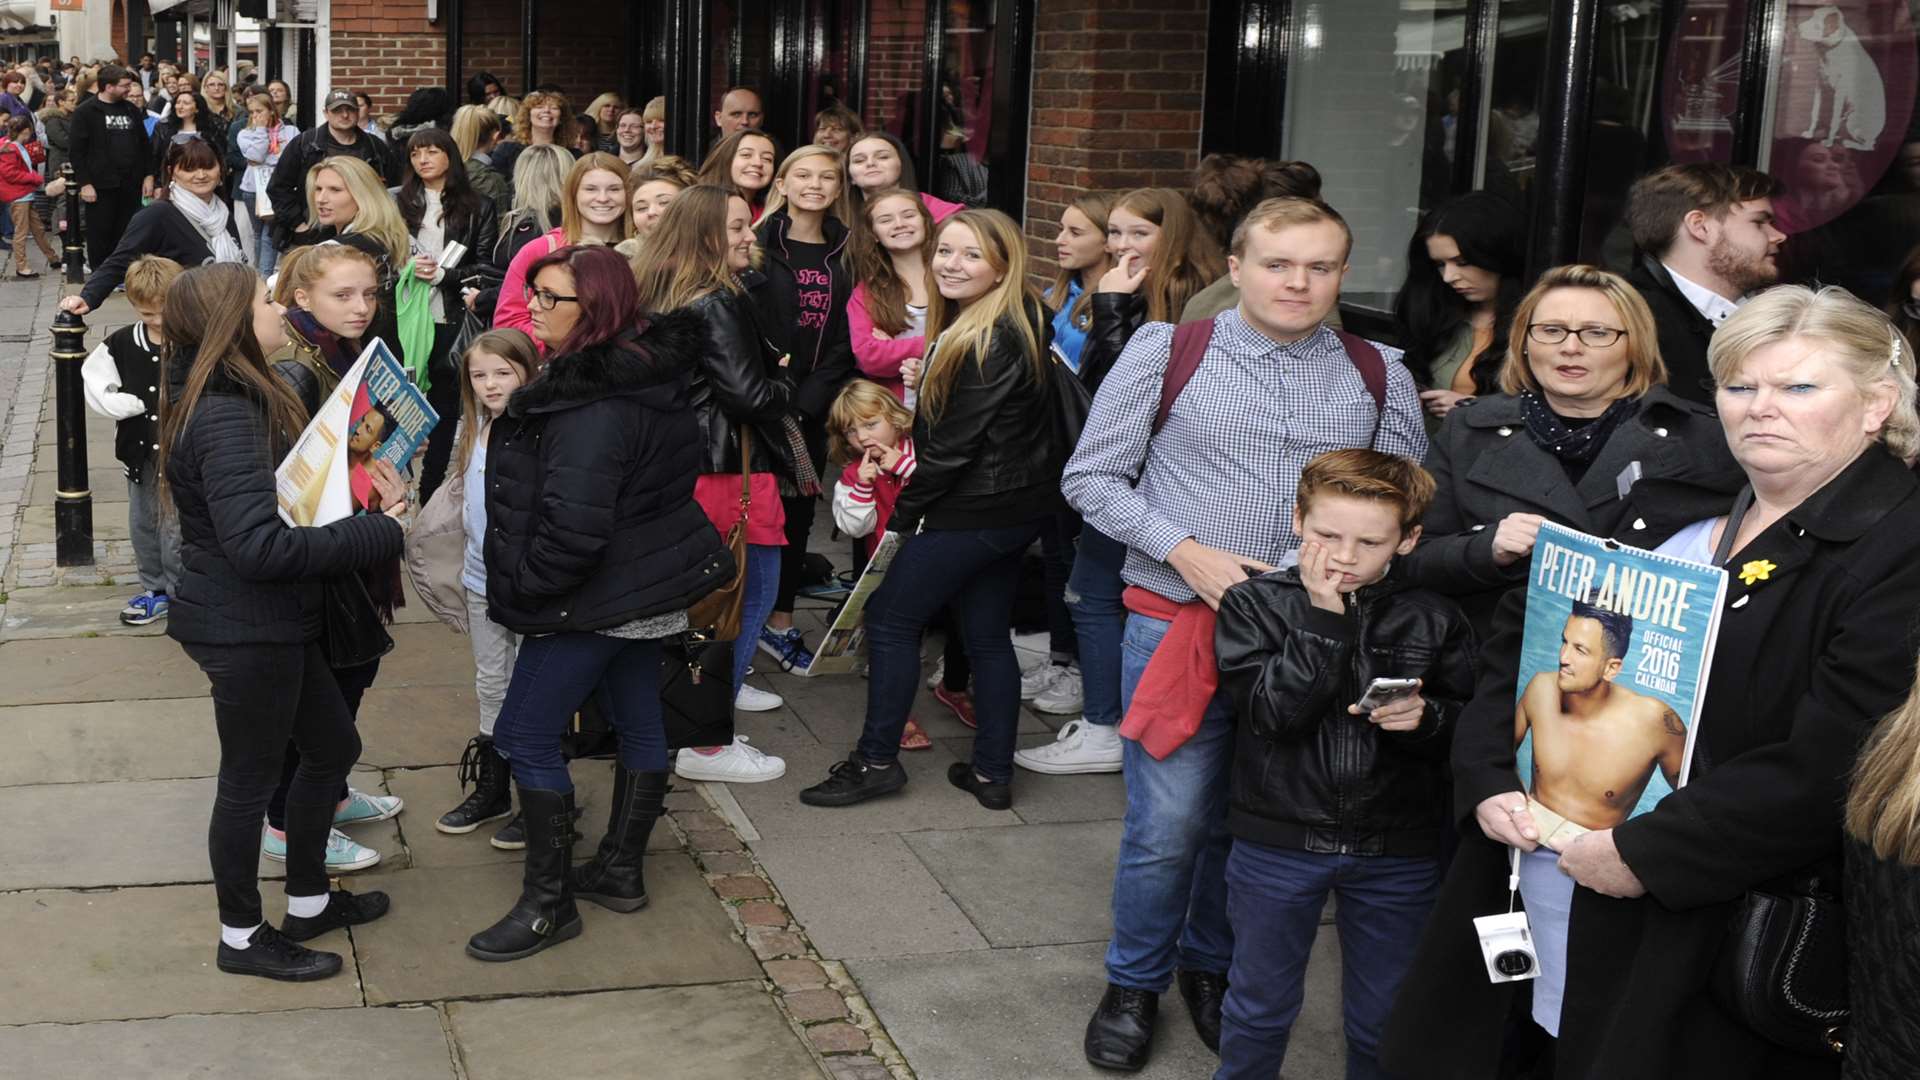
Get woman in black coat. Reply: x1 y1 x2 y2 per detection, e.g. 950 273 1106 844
60 137 245 317
160 263 409 982
1382 284 1920 1079
1400 264 1746 638
466 245 730 964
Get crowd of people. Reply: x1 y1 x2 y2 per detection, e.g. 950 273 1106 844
18 53 1920 1079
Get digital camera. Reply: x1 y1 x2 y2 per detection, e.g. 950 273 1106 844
1473 911 1540 984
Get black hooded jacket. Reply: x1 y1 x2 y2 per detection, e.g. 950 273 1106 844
483 311 733 635
753 208 855 422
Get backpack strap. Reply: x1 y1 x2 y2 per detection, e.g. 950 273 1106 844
1329 327 1387 414
1154 318 1216 434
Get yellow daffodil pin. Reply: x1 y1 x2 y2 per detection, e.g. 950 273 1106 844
1738 559 1777 587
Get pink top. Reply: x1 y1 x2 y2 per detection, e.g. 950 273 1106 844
491 227 566 351
693 472 788 547
921 192 965 223
848 282 924 401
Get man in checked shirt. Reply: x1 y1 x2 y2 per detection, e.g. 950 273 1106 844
1064 197 1429 1071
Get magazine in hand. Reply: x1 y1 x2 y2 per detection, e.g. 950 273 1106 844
1512 521 1728 850
275 339 439 527
803 531 903 676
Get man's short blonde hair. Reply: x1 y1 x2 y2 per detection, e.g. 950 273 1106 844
1230 196 1353 262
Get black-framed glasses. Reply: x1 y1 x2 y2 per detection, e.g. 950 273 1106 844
1527 323 1628 348
527 286 578 312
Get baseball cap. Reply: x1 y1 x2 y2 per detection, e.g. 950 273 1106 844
324 89 357 112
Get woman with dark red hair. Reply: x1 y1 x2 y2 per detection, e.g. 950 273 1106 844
465 244 729 963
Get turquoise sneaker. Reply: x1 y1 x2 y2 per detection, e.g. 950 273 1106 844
261 826 382 872
334 788 404 826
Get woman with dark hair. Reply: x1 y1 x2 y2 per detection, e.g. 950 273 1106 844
60 137 244 316
1886 242 1920 347
161 262 408 980
388 86 455 145
466 71 503 108
465 244 727 962
696 128 779 221
147 90 222 200
1393 192 1527 422
847 131 962 221
398 125 500 504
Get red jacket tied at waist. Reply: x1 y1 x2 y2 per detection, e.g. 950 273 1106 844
1119 585 1220 760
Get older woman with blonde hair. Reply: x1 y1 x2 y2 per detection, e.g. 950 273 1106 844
1402 263 1746 635
1386 284 1920 1080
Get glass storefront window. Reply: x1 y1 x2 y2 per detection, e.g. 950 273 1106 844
927 1 996 208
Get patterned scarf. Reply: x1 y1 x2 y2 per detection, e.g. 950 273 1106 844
285 307 358 379
1516 391 1638 468
782 416 821 497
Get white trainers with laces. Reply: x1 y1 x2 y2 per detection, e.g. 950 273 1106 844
1031 662 1084 715
736 684 785 712
1021 661 1069 700
674 736 787 783
1013 719 1124 775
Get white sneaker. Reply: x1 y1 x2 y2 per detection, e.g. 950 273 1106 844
674 736 787 784
1013 719 1124 775
1011 631 1050 673
1031 663 1084 715
926 657 946 691
1021 661 1068 700
736 684 785 712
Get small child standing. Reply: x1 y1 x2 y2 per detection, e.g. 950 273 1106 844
828 378 972 749
403 329 536 843
80 254 184 626
1210 449 1478 1080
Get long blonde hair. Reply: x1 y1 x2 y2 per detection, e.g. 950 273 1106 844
451 104 501 161
509 144 575 233
761 144 852 224
456 329 538 474
921 209 1045 422
631 185 744 313
1849 659 1920 864
305 156 409 267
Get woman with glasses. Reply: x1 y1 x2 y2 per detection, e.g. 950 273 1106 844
492 151 629 351
1400 264 1744 636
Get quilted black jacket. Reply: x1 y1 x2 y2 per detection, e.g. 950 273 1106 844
483 312 733 635
1844 836 1920 1078
1214 566 1478 857
165 364 404 646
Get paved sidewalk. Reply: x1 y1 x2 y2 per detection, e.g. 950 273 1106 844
0 274 1350 1079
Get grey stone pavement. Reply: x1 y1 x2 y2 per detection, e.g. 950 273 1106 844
0 273 1348 1079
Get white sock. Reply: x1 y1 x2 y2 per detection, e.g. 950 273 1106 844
222 922 262 949
286 893 330 919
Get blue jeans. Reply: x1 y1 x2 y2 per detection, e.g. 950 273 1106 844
1066 525 1127 727
854 520 1043 782
731 543 782 694
1105 612 1236 990
494 631 666 789
1215 843 1440 1080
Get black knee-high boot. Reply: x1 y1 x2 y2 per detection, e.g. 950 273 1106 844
465 786 583 962
572 766 669 913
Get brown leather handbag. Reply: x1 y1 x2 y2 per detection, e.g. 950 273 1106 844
687 427 751 641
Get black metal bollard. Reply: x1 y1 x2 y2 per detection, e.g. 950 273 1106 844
60 162 82 286
51 310 94 566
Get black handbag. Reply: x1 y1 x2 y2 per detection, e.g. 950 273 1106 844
1044 343 1092 457
562 633 736 760
318 574 394 670
1704 486 1848 1057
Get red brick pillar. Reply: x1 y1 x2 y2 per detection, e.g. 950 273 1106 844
1024 0 1209 279
329 0 446 121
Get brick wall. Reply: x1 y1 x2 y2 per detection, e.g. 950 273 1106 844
862 0 925 136
461 0 523 98
330 0 442 119
533 2 630 110
1023 0 1207 279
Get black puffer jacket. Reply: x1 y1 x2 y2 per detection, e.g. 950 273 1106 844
483 313 732 635
1214 566 1478 857
1845 836 1920 1079
892 303 1064 534
165 365 404 646
1078 291 1147 396
683 272 796 478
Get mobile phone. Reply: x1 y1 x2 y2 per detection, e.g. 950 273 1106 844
1355 677 1420 712
438 241 467 270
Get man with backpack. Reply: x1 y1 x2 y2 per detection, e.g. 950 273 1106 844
1061 196 1427 1071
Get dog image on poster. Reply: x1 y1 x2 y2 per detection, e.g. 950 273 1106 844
1798 4 1888 149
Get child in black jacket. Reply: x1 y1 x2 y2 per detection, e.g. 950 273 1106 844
1211 449 1477 1080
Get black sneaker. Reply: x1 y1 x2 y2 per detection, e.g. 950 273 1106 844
947 762 1012 810
216 923 343 981
799 753 908 807
280 888 392 942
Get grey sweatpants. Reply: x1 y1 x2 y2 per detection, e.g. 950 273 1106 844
128 459 183 594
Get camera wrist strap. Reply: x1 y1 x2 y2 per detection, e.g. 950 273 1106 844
1507 846 1522 915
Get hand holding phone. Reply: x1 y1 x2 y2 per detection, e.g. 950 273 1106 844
1354 677 1420 713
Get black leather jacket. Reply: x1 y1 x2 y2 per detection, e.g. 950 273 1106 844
1079 291 1147 396
1215 567 1478 857
683 273 796 478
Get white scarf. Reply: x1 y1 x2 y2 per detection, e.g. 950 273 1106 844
170 183 246 265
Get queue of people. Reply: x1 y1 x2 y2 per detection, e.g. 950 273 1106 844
38 68 1920 1080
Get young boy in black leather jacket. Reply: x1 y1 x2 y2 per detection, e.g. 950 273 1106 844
1211 448 1477 1080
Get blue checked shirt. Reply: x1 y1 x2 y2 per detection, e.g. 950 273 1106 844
1062 309 1429 602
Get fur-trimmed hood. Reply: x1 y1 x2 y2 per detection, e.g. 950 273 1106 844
509 308 706 417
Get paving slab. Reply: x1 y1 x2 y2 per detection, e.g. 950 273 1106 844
903 822 1118 948
387 762 674 871
448 982 821 1080
0 696 216 785
20 503 129 542
352 855 760 1005
353 684 483 769
777 674 1050 748
0 768 397 889
1 584 170 640
0 884 364 1025
751 832 989 960
935 730 1129 825
0 1005 456 1078
846 938 1347 1080
728 740 1019 840
26 466 128 504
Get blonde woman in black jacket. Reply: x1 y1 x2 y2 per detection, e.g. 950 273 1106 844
161 263 409 982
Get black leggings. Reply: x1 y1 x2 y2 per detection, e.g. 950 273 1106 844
183 640 363 928
265 658 380 830
416 323 462 506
